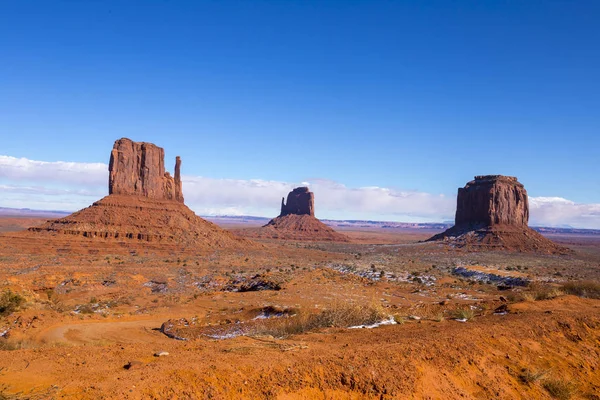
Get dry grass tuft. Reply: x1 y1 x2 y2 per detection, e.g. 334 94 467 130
525 284 564 301
453 308 475 321
543 378 576 400
560 281 600 299
252 301 388 338
518 368 548 384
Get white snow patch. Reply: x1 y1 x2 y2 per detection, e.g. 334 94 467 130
348 316 397 329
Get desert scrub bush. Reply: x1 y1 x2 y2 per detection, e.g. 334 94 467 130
560 281 600 299
518 368 548 384
543 378 576 400
0 290 25 316
252 301 388 338
453 308 475 321
526 283 563 301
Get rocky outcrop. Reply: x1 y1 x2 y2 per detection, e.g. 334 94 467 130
238 187 348 242
29 138 257 249
428 175 569 254
108 138 184 203
280 187 314 217
455 175 528 227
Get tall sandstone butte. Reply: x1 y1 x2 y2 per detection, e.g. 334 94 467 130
280 187 315 217
29 138 254 248
108 138 184 203
455 175 529 227
238 186 348 241
428 175 568 253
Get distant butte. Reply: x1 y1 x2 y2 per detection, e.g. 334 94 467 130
427 175 569 253
280 187 314 217
243 187 349 242
29 138 253 249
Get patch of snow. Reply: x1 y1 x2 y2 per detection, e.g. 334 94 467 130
349 316 397 329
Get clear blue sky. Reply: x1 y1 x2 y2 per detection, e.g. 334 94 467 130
1 0 599 204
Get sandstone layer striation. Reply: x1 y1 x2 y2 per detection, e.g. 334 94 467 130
109 138 184 203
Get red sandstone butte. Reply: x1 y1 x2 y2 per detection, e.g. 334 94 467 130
28 138 255 249
108 138 184 203
280 187 315 217
428 175 569 254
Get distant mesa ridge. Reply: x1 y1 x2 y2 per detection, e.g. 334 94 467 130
427 175 569 253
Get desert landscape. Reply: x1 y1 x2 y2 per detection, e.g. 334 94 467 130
0 138 598 399
3 2 600 399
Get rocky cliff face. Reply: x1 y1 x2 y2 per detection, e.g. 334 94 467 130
280 187 315 217
455 175 529 227
427 175 568 254
108 138 184 203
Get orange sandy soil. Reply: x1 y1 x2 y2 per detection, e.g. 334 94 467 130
1 219 599 399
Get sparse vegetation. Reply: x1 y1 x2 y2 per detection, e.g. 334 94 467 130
543 378 576 400
252 301 388 338
525 284 564 301
0 289 25 316
453 308 475 321
560 281 600 299
518 368 548 384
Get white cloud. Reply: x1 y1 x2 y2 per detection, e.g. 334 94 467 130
0 156 599 228
0 156 106 186
530 197 600 229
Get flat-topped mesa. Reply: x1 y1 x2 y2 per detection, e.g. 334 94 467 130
455 175 528 227
280 187 315 217
108 138 184 203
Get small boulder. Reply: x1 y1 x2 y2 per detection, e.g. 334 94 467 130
124 360 143 370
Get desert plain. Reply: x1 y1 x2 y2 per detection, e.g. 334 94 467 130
0 140 599 400
0 214 599 399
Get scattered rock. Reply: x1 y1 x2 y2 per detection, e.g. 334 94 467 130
452 267 529 287
124 360 143 370
154 351 169 357
494 304 509 314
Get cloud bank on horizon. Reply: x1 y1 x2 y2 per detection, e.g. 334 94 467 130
1 155 599 229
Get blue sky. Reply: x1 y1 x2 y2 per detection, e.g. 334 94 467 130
1 1 599 227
